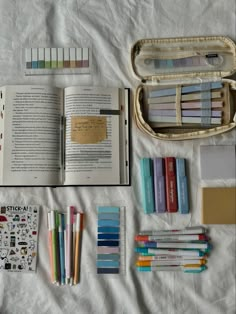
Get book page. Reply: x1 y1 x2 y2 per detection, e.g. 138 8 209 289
1 85 63 185
64 86 120 185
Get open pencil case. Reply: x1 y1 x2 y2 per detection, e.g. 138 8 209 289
131 36 236 140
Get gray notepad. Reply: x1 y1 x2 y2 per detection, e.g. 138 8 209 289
200 145 236 180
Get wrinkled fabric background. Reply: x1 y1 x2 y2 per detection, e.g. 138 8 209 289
0 1 235 313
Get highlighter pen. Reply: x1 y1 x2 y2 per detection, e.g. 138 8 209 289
140 158 155 214
153 158 166 213
164 157 178 212
135 234 207 242
136 259 207 267
176 158 190 214
137 241 210 250
138 227 206 236
135 248 206 257
136 265 207 273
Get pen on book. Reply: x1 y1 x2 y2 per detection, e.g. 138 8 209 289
66 206 74 284
47 212 54 283
135 248 206 257
74 212 84 285
138 227 206 235
58 213 65 285
136 259 207 267
136 265 207 273
135 234 207 242
137 241 211 250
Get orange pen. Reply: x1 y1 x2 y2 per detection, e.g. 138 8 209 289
73 212 84 285
136 259 206 267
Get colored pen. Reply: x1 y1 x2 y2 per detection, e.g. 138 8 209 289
135 248 206 257
47 212 54 283
73 212 84 285
51 211 59 284
137 255 207 261
58 213 65 285
66 206 74 284
176 158 189 214
137 241 210 250
135 234 207 242
136 265 207 273
138 227 206 236
136 259 206 267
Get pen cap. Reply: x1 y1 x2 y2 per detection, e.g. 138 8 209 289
140 158 153 176
165 157 176 176
176 158 186 177
153 158 164 176
75 213 81 231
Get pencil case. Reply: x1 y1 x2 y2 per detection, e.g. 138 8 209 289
131 36 236 140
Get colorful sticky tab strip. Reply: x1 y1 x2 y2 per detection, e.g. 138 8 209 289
96 206 121 274
24 47 91 75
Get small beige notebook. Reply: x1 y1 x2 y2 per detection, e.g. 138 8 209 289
201 187 236 224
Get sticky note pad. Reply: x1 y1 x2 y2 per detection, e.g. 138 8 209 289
200 145 236 180
201 187 236 224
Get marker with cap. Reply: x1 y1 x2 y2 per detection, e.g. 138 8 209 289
138 227 206 236
135 248 206 257
135 234 207 242
136 265 207 273
137 241 210 250
136 259 207 267
137 255 207 261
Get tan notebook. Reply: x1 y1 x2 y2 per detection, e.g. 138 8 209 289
201 187 236 224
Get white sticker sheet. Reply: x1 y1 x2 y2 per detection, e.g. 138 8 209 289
0 205 39 272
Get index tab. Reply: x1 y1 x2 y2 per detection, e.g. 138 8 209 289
71 116 107 144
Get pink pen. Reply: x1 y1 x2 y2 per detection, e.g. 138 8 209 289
66 206 74 284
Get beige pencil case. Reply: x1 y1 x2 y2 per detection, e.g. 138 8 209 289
131 36 236 140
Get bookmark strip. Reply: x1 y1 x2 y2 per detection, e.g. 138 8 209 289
175 85 182 125
200 83 212 126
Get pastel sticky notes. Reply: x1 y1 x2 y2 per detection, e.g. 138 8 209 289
96 206 121 274
24 47 91 75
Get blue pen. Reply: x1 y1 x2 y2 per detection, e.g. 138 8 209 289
176 158 190 214
58 213 65 285
140 158 155 214
136 265 207 273
135 247 206 257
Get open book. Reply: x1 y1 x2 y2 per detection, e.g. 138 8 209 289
0 85 130 186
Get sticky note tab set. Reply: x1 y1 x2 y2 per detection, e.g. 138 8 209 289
24 47 91 75
96 206 123 274
0 205 39 272
147 81 228 127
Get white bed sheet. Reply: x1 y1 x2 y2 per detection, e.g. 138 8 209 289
0 1 235 313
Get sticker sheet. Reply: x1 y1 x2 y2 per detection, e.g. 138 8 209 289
0 205 39 272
